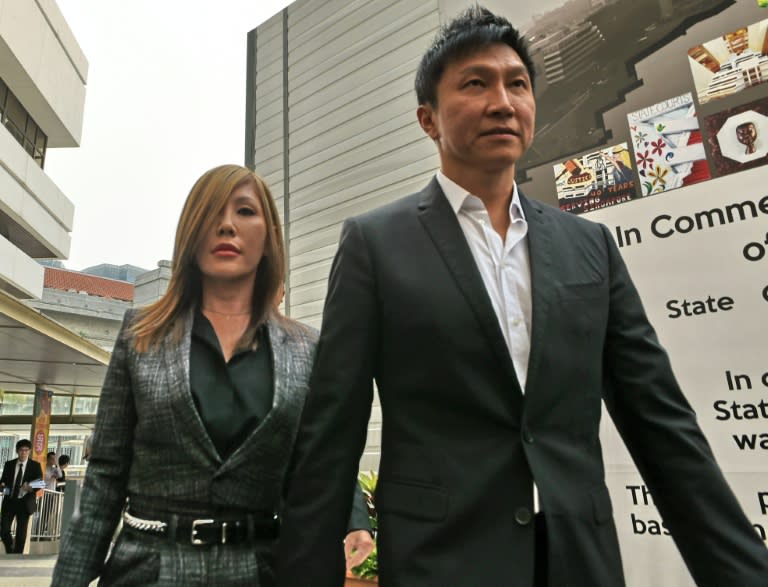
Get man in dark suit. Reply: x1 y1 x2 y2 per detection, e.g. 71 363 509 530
277 7 768 586
1 439 43 554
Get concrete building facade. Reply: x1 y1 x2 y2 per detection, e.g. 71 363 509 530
0 0 87 299
0 2 112 461
25 267 134 350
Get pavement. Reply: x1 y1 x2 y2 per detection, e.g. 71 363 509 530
0 554 56 587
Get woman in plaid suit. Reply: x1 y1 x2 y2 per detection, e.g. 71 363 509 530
52 165 371 586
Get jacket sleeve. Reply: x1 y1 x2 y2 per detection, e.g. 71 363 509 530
0 460 10 488
278 218 377 587
346 480 372 534
51 312 137 587
599 224 768 585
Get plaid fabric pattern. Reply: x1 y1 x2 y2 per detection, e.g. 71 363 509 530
52 309 317 586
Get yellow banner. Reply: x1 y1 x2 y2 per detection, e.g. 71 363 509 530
31 387 53 479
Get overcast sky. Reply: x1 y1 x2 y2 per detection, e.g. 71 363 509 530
46 1 558 272
46 1 293 271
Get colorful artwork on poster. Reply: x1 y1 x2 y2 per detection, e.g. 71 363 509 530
703 95 768 176
627 93 710 197
553 143 636 215
687 18 768 104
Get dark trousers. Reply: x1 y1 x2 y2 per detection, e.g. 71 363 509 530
1 498 32 553
534 512 548 587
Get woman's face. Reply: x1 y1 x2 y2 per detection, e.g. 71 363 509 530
195 183 268 288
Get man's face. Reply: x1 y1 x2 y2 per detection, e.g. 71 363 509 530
47 454 56 466
417 43 536 181
17 447 30 462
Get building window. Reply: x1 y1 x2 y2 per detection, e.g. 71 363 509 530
0 77 47 168
0 392 35 415
73 396 99 415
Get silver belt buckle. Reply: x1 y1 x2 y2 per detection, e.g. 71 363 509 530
190 519 214 545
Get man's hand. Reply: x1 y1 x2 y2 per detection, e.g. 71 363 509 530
344 529 374 570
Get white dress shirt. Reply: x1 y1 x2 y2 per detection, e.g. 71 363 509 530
437 171 532 389
13 460 26 497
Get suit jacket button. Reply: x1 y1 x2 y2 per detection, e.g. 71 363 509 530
514 507 532 525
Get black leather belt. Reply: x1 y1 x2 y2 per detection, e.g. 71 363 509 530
124 509 279 546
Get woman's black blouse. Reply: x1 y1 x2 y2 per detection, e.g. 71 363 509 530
189 310 274 460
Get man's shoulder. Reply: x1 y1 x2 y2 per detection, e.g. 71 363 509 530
349 182 433 227
521 192 606 234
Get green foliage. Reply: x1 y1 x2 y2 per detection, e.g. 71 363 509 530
352 470 378 579
352 545 378 579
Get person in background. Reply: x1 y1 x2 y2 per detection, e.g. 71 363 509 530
52 164 370 586
45 451 62 491
0 439 43 553
56 455 70 492
82 436 92 464
277 7 768 587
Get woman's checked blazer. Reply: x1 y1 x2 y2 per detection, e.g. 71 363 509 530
52 308 320 585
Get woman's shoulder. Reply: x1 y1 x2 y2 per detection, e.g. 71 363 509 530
270 315 318 347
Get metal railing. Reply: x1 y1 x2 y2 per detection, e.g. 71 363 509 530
31 489 64 541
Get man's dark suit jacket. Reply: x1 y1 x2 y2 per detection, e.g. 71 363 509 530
277 178 768 587
1 458 42 515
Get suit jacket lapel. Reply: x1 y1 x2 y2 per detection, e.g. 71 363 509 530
519 194 554 395
163 308 221 464
417 177 520 391
23 460 34 482
219 318 288 472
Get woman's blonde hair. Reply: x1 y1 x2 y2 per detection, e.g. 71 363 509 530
130 164 285 352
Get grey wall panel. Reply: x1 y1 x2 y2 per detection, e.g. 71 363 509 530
289 280 328 306
255 57 284 85
249 0 443 471
257 12 284 40
291 259 333 288
257 94 284 123
290 139 436 208
253 140 283 169
256 83 282 107
291 144 436 212
290 223 341 256
291 100 415 175
289 27 435 108
290 169 434 241
291 124 427 193
290 66 415 146
274 196 286 225
260 164 284 189
288 2 434 83
291 242 338 271
290 299 325 322
287 0 405 46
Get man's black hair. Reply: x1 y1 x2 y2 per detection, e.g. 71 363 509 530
16 439 32 451
58 454 70 466
47 451 56 458
415 5 536 106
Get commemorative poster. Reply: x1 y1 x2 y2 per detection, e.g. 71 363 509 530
477 0 768 583
553 143 636 214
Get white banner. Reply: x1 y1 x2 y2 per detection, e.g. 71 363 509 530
587 165 768 585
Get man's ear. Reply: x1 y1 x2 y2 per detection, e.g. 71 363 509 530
417 104 439 141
